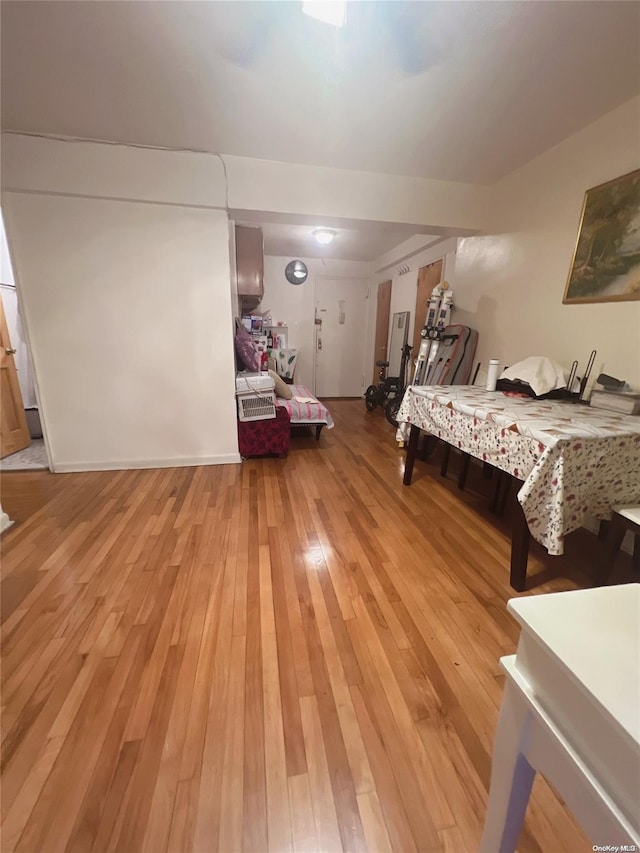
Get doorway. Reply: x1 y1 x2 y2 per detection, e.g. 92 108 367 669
314 276 370 397
371 280 392 384
0 212 48 471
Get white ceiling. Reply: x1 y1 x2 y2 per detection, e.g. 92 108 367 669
257 221 424 262
3 1 638 263
2 1 639 185
232 210 440 261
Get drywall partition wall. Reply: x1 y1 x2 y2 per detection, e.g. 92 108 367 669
453 96 640 388
2 134 491 232
261 256 372 392
4 194 239 471
1 134 227 207
221 155 491 233
2 136 239 471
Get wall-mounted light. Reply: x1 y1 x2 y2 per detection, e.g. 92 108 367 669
397 263 411 276
313 228 336 246
285 259 309 284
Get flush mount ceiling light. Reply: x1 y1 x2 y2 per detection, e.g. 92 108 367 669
313 228 337 245
302 1 346 28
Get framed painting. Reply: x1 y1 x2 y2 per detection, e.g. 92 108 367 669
563 168 640 304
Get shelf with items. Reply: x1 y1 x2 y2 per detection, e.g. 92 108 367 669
256 326 288 349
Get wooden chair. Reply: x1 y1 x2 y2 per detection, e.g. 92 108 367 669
440 445 511 513
595 506 640 585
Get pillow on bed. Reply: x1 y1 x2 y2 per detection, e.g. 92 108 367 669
235 325 260 372
269 369 293 400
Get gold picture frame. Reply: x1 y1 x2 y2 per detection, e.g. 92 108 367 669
563 168 640 304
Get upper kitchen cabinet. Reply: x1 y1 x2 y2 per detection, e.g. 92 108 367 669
235 225 264 301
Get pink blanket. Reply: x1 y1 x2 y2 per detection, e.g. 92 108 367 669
275 385 334 428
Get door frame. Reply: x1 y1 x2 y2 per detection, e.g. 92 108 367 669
1 212 52 471
371 280 392 385
0 288 31 458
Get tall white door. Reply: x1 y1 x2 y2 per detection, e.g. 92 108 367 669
314 276 369 397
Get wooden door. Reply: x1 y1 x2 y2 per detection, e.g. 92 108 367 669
372 280 392 384
0 293 30 458
412 260 443 355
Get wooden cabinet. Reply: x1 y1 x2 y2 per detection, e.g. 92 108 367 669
235 225 264 299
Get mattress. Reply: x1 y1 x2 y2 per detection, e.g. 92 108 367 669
275 385 334 428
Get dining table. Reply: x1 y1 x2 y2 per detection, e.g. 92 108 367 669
397 385 640 590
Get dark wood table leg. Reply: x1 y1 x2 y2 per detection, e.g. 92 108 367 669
498 475 513 515
490 470 502 513
457 452 471 490
594 514 626 586
403 425 420 485
440 443 451 477
510 503 530 591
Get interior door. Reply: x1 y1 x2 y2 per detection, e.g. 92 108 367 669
314 276 370 397
412 260 443 355
0 292 30 457
372 280 392 383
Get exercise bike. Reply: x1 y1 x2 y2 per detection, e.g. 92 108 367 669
364 342 412 427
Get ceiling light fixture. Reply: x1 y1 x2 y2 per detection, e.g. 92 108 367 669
313 228 336 245
302 1 346 29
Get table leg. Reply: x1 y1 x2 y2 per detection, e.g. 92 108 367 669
403 425 420 486
510 504 530 592
458 452 471 490
481 679 536 853
440 442 451 477
594 513 626 586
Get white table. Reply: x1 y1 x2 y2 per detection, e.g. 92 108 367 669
481 583 640 852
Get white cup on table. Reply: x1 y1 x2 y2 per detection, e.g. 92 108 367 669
486 359 500 391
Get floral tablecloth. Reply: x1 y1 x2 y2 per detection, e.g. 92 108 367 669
397 385 640 555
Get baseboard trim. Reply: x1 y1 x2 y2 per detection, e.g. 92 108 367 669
52 453 242 473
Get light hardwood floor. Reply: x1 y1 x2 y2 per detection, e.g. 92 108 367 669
3 400 619 852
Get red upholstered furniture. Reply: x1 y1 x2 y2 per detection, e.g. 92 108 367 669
237 406 290 458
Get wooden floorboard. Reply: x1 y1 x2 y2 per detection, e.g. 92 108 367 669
2 400 630 852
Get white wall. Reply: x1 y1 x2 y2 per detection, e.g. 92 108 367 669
224 156 490 232
2 138 240 472
1 134 227 207
453 97 640 388
2 133 491 233
0 209 15 286
260 255 372 392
